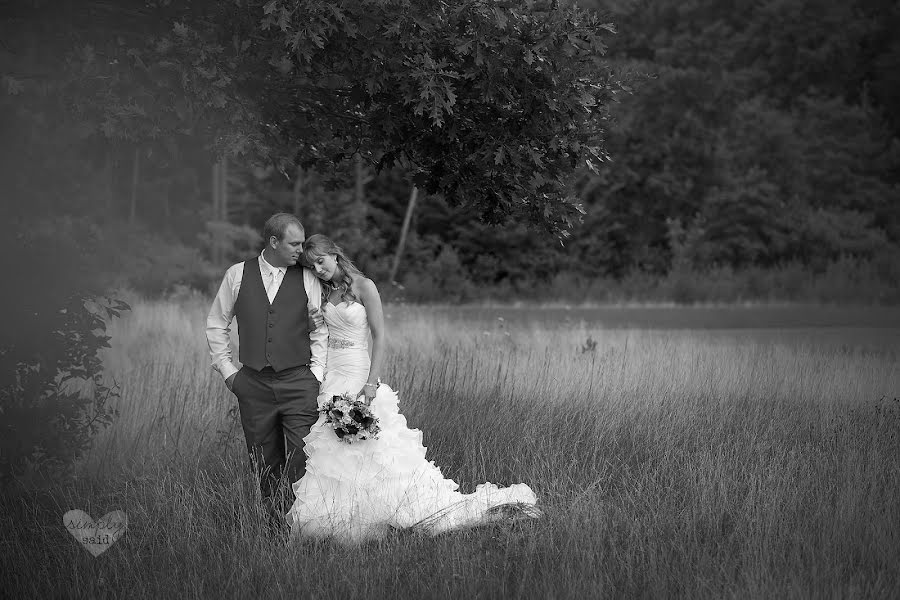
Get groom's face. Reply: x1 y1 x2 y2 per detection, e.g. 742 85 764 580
269 224 305 267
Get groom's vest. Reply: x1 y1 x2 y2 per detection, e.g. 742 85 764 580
234 260 311 372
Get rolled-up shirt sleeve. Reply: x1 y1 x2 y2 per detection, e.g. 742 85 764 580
206 264 241 381
304 268 327 382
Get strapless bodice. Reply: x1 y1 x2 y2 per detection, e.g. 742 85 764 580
319 300 370 406
324 301 368 350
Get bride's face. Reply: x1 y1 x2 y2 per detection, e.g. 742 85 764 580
311 253 339 281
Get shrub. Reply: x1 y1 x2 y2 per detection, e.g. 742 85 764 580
0 215 128 486
401 244 474 302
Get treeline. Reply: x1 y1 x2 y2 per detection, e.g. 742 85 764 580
2 0 898 305
398 0 900 302
573 0 900 286
289 0 900 303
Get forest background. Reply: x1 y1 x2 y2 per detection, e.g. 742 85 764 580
3 0 899 305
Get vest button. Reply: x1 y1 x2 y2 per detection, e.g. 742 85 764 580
268 323 274 327
268 309 274 314
268 338 273 342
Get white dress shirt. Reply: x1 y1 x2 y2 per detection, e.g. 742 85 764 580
206 253 327 382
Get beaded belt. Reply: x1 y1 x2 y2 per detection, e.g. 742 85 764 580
327 338 365 350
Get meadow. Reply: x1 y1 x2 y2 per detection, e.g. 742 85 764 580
3 296 899 599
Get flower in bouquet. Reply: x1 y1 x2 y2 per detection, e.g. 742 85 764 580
320 393 381 444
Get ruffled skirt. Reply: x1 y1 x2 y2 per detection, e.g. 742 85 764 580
285 380 538 543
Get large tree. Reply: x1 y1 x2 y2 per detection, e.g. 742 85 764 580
10 0 624 235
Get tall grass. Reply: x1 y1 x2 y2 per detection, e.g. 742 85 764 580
3 297 899 598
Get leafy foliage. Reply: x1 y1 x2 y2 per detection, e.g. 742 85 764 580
572 0 900 275
0 217 129 483
3 1 622 233
140 0 625 235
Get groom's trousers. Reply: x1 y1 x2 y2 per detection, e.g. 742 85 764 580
231 363 320 512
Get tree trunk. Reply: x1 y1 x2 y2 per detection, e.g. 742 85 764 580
354 153 365 204
212 162 220 217
389 185 418 285
129 147 140 225
292 165 304 215
212 161 220 264
163 180 171 221
220 156 228 222
353 153 371 225
104 149 114 215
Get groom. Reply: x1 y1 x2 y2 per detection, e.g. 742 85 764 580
206 213 327 521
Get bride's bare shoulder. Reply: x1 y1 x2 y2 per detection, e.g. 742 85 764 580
351 276 379 303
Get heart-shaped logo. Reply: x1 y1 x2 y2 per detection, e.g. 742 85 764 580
63 509 127 557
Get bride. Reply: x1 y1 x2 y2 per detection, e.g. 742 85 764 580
285 234 539 543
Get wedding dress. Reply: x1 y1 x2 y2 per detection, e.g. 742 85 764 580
285 300 539 543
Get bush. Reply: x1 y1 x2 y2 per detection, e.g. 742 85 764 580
97 221 223 296
0 215 128 486
400 244 474 302
565 251 900 306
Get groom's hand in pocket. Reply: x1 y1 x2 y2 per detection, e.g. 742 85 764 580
225 373 237 392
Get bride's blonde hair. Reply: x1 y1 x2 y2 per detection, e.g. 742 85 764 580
302 234 365 303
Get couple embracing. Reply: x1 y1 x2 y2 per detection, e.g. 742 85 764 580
206 213 538 543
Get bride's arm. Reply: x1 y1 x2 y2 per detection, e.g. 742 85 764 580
357 277 385 402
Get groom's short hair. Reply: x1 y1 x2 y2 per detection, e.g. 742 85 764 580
264 213 304 242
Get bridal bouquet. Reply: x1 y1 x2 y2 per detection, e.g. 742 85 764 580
320 393 381 444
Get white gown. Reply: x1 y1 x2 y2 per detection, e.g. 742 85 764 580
285 300 539 543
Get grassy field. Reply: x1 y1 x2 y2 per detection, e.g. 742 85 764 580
3 297 899 599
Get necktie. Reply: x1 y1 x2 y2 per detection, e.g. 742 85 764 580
266 269 280 302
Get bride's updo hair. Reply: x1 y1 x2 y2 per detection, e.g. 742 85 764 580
302 234 365 303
